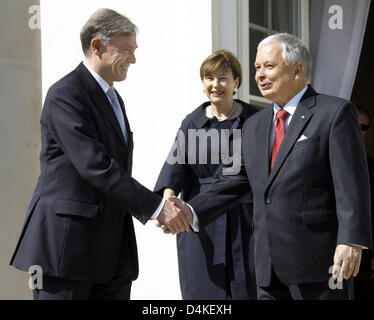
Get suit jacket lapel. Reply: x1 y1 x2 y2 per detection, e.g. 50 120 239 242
266 88 317 189
94 88 129 148
76 63 128 148
261 106 274 180
117 92 134 150
118 97 133 173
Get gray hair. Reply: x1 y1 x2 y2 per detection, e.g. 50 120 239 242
258 33 312 82
80 8 138 57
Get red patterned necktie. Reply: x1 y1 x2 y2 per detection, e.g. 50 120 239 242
271 109 289 170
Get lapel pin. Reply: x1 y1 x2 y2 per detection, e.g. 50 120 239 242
301 115 306 120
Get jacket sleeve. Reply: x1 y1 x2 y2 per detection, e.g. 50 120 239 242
46 85 162 224
188 123 251 228
329 102 372 248
154 127 192 196
188 166 250 228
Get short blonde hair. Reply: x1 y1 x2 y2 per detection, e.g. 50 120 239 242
200 50 242 88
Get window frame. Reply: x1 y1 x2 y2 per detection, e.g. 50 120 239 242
237 0 310 107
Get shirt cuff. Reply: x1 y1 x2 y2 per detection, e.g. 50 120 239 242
151 198 166 220
347 243 368 249
187 204 199 232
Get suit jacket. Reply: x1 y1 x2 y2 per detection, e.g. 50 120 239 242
10 63 162 284
189 86 372 287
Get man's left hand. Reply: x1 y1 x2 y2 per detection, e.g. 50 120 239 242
332 244 362 281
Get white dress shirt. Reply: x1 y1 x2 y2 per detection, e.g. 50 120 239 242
83 61 112 103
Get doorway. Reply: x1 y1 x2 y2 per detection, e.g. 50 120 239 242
351 0 374 157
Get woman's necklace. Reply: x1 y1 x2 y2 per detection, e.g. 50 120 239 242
210 102 236 121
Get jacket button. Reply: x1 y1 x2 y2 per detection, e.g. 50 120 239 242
266 198 272 204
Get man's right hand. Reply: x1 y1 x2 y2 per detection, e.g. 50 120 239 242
157 199 191 235
157 197 194 234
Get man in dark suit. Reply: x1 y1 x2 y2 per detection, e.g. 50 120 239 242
168 33 372 299
10 8 191 300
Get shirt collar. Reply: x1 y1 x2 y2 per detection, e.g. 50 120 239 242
273 85 308 117
83 61 112 94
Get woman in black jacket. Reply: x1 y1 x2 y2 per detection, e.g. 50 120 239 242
155 50 259 300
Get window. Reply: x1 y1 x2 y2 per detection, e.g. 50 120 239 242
238 0 310 107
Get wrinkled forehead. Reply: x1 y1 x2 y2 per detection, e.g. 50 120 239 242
108 33 138 46
256 42 285 63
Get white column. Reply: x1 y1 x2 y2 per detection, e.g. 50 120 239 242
0 0 41 299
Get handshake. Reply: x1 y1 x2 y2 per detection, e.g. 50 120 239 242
157 197 194 235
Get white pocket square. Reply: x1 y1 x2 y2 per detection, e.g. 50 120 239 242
297 135 308 142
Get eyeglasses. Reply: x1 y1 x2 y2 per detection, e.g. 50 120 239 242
360 124 370 132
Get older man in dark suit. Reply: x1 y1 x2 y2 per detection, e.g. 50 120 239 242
10 8 191 300
168 33 372 300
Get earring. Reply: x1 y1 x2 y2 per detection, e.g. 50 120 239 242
233 88 238 94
